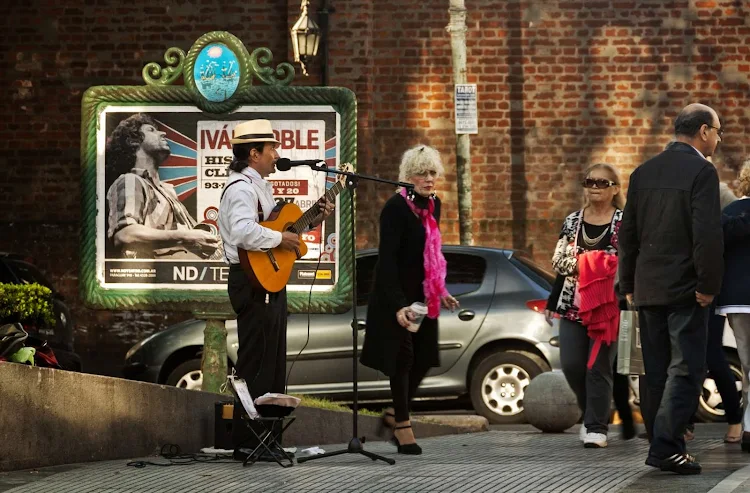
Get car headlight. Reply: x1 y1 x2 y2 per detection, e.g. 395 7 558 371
125 341 144 361
125 332 159 361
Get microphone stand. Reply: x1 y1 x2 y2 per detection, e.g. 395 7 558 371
296 162 413 466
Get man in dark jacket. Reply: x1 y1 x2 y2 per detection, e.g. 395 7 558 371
619 103 724 475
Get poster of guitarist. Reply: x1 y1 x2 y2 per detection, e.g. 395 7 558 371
97 106 342 289
105 113 221 260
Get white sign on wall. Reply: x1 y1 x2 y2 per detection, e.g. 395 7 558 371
455 83 478 134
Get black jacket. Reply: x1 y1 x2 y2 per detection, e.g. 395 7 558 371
619 141 723 306
717 198 750 310
360 193 441 377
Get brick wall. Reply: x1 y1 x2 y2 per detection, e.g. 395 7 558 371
2 0 749 376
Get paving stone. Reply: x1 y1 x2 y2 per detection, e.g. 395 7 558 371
0 430 728 493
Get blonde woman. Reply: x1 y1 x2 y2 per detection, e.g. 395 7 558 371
716 163 750 451
545 163 625 448
360 145 459 455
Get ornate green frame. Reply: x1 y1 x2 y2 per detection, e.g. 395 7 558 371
80 31 357 315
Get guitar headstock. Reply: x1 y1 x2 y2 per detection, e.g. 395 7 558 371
335 162 353 187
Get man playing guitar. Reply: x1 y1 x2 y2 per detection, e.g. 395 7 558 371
217 119 334 461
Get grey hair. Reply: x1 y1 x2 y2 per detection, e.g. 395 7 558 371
398 145 445 182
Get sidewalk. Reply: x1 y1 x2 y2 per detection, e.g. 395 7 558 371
1 423 749 492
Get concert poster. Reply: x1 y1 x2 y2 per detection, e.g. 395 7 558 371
95 105 341 291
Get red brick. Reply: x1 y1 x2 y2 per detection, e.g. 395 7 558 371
5 0 750 375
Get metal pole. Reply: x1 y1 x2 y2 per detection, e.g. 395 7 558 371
447 0 473 245
317 0 334 86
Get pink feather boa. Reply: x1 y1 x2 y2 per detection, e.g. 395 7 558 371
400 188 449 318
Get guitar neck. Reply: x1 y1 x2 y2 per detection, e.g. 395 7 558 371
290 181 344 233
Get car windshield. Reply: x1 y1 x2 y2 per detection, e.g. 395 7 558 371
508 253 555 291
5 259 55 290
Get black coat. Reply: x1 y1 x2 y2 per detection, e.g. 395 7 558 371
619 141 723 306
717 198 750 310
360 192 441 377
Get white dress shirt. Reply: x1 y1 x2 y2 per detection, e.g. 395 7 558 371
688 143 706 160
218 167 282 264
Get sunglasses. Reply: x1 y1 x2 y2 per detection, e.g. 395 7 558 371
582 178 617 189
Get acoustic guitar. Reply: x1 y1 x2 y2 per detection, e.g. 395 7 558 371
238 164 351 292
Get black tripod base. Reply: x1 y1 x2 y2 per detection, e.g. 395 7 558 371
296 437 395 465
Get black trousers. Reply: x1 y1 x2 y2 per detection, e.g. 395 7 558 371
390 331 431 422
227 265 288 449
613 363 634 425
559 318 616 434
640 303 708 459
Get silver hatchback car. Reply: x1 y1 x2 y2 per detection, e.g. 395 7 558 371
124 246 560 424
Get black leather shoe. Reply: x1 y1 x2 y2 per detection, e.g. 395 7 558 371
659 453 701 475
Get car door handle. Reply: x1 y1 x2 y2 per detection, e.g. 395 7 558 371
352 319 367 331
458 310 475 321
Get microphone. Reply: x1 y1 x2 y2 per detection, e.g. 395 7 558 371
275 158 325 171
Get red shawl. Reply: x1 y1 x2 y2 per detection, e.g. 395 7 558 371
577 250 620 369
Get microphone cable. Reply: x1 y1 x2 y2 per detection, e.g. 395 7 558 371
285 246 324 394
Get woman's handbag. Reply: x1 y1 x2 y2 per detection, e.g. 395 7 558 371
616 304 645 375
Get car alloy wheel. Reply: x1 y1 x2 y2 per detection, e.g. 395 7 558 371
481 363 529 417
176 369 203 391
696 355 743 422
165 358 204 391
469 350 546 424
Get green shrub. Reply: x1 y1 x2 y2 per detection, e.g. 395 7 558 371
0 283 55 328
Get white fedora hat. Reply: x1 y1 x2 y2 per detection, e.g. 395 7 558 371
230 119 281 145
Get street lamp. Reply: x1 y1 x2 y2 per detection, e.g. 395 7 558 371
290 0 321 76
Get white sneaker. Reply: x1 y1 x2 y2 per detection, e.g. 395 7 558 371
579 425 587 442
583 432 608 448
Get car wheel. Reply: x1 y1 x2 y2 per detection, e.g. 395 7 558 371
470 350 545 424
166 359 203 391
695 352 743 423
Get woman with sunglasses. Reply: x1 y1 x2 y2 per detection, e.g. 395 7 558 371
545 163 626 448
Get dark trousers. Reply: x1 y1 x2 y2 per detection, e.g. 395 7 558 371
559 318 616 434
227 265 288 450
640 303 708 459
390 332 431 422
613 364 634 425
706 309 742 424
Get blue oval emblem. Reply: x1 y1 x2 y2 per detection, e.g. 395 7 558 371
194 43 240 103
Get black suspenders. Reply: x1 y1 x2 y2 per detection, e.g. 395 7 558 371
220 177 264 221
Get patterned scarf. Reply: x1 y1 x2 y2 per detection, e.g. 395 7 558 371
400 188 449 318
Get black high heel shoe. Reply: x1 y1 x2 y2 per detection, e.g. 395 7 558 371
394 425 422 455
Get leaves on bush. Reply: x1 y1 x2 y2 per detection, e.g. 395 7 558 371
0 283 55 328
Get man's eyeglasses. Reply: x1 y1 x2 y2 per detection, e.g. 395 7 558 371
582 178 616 189
707 124 724 137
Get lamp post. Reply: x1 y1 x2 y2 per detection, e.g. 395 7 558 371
290 0 321 77
317 0 334 86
